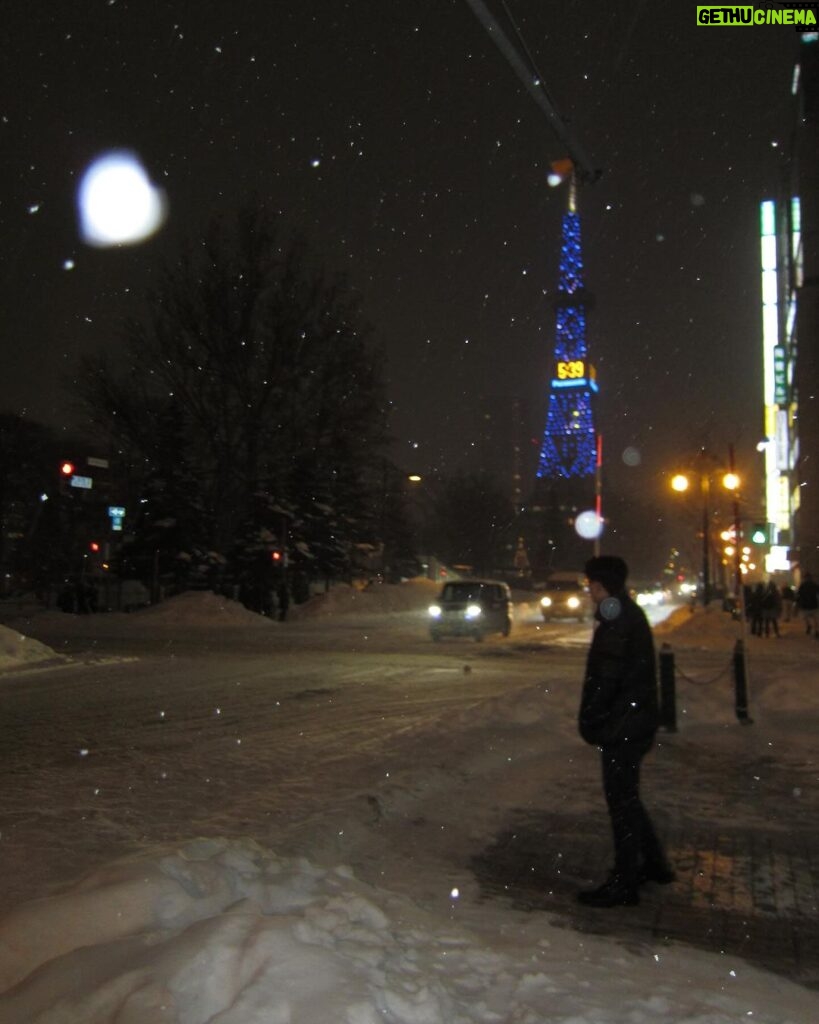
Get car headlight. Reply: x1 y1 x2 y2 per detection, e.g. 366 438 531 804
465 604 482 619
567 596 580 610
540 596 552 608
428 605 442 618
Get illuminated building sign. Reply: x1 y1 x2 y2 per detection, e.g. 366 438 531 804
552 360 598 392
773 346 787 405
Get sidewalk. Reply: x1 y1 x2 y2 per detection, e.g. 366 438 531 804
473 606 819 989
472 809 819 987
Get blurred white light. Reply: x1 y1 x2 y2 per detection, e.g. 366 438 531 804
575 509 603 540
77 151 166 246
547 173 563 187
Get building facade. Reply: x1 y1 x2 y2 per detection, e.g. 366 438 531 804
761 34 819 577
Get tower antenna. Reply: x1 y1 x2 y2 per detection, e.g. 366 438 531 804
462 0 601 183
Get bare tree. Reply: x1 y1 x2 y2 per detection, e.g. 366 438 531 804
76 208 387 577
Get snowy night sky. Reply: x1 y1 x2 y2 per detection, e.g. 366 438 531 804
0 1 801 534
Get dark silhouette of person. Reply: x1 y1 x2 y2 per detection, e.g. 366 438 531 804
748 582 765 637
576 555 674 908
781 583 796 621
761 581 781 637
796 572 819 635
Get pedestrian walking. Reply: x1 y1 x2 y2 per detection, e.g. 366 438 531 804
781 583 796 622
748 582 765 637
796 572 819 636
761 581 782 638
576 555 674 908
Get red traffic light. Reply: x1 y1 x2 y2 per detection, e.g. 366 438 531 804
89 541 100 552
60 461 75 476
271 550 282 562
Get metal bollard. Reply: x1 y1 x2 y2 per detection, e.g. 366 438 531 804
658 642 677 732
733 639 753 724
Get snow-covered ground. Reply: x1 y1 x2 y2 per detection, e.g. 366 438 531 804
0 583 817 1023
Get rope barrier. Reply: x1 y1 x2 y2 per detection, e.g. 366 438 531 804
658 641 753 727
674 658 733 687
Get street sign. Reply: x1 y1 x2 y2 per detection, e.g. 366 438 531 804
107 506 126 531
70 475 93 490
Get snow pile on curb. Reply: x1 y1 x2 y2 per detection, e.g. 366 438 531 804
0 624 62 672
291 579 439 619
1 836 813 1024
133 591 274 628
657 604 747 648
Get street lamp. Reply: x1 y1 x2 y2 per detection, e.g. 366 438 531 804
670 455 742 608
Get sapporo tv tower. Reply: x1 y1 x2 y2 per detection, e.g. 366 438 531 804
536 168 598 484
464 0 603 567
533 164 604 565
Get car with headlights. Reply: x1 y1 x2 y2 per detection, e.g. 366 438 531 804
428 579 513 641
539 573 591 622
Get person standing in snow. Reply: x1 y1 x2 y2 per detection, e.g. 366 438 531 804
796 572 819 636
576 555 674 908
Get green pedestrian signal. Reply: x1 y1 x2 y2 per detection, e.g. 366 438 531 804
750 524 769 545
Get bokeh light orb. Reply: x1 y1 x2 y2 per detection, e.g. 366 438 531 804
622 446 641 467
77 151 166 246
575 509 604 540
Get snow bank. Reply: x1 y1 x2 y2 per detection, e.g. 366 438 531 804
291 578 440 619
654 603 741 645
0 624 62 672
0 837 813 1024
132 591 275 628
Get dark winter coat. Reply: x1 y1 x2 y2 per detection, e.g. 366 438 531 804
796 577 819 611
578 590 659 748
761 584 782 617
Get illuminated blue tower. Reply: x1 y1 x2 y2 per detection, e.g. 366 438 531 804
536 180 597 482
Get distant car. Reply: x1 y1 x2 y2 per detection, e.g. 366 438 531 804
539 574 591 622
428 579 513 641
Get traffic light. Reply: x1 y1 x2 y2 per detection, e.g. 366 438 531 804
750 523 769 545
271 550 282 563
58 460 75 495
89 541 101 553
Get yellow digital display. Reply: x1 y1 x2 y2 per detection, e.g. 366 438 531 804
556 360 586 380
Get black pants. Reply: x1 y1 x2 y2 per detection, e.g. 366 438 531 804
601 738 667 887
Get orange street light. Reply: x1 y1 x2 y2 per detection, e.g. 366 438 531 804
670 474 690 493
